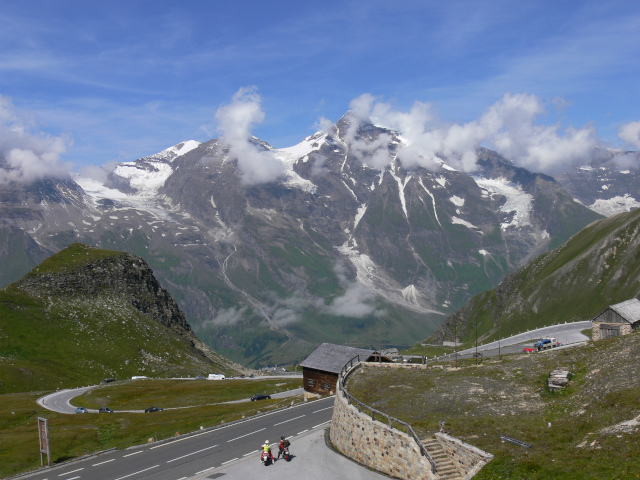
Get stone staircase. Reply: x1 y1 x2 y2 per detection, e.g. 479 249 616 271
422 437 462 480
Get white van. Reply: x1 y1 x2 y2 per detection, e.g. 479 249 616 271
207 374 226 380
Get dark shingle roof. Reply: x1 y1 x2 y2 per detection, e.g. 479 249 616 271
299 343 375 374
609 298 640 324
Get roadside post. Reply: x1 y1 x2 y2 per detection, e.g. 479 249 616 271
38 417 51 467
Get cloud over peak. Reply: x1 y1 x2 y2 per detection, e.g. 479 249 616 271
343 92 601 175
215 87 285 186
0 95 72 184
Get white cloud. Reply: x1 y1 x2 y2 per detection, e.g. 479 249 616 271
344 92 600 175
215 87 285 185
0 95 72 184
314 116 334 132
618 121 640 149
204 306 247 327
324 263 378 318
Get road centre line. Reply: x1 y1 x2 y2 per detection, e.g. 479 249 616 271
297 429 309 435
167 444 218 463
313 406 333 413
114 465 159 480
227 427 265 443
221 457 239 465
273 414 305 426
92 459 115 466
58 468 83 476
122 451 143 458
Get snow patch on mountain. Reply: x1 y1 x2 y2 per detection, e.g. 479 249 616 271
418 178 441 227
589 194 640 217
160 140 200 160
401 285 421 305
354 203 367 229
389 170 411 218
450 196 465 207
451 216 482 233
473 176 534 230
273 134 325 193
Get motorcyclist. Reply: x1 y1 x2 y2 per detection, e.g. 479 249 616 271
262 440 274 462
277 435 290 459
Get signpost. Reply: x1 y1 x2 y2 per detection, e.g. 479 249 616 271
38 417 50 467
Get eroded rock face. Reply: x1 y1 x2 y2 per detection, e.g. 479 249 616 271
17 247 190 334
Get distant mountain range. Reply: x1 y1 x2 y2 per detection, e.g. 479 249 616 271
0 243 246 393
0 113 636 367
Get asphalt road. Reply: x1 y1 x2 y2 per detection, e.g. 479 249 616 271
436 321 591 361
36 381 304 415
20 397 338 480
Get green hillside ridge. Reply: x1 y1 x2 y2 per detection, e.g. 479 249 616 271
429 207 640 346
0 243 246 393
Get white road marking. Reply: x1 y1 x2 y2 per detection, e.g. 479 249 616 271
243 451 258 456
297 429 309 435
221 457 239 464
92 458 115 466
313 421 331 429
67 477 81 480
313 406 333 413
114 465 159 480
176 477 187 480
227 427 265 442
122 451 143 458
195 466 216 475
58 468 83 476
167 444 218 463
273 414 305 426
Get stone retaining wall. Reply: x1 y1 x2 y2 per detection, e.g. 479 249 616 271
330 372 437 480
435 433 494 480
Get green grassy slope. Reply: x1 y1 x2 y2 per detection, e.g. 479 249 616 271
0 244 244 393
429 208 640 346
349 332 640 480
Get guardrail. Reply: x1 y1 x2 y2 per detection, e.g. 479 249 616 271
338 354 437 474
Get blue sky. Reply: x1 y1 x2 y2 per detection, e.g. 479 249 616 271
1 0 639 176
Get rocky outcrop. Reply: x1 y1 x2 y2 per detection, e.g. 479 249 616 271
17 244 191 335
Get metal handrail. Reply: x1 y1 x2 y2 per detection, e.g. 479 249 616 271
338 354 437 473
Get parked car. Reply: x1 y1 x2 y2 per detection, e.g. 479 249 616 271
145 406 163 413
75 407 87 414
523 347 535 353
101 378 116 384
195 375 205 380
251 394 271 401
99 407 113 413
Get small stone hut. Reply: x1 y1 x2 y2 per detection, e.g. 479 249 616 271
592 298 640 341
299 343 389 400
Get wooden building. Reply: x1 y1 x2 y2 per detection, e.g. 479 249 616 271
592 298 640 341
299 343 385 399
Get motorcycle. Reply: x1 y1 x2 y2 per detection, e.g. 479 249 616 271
261 450 273 466
280 445 290 461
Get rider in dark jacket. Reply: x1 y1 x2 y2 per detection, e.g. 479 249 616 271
277 436 290 459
